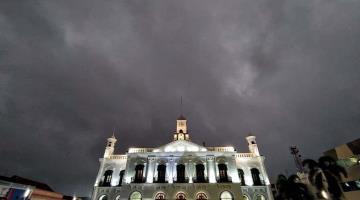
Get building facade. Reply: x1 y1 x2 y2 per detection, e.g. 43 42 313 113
324 138 360 200
91 116 273 200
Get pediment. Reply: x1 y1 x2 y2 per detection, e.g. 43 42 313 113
153 140 207 153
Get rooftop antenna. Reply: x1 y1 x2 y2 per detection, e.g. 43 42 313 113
290 145 304 172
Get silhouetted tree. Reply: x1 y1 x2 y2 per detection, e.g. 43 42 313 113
302 159 330 200
275 174 290 200
318 156 347 200
287 174 313 200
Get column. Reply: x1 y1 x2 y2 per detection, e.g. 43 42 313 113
146 156 156 183
168 157 174 183
206 155 216 183
124 157 133 184
143 163 147 183
94 159 106 186
185 162 190 183
259 156 270 185
228 157 240 183
204 162 208 177
188 161 194 183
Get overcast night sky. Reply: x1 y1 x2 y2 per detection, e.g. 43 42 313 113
1 0 360 197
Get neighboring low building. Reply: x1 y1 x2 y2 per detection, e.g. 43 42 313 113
0 180 34 200
91 115 274 200
324 138 360 200
0 176 63 200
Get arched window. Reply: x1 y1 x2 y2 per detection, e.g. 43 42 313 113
255 194 266 200
103 170 113 186
251 168 262 186
130 191 142 200
238 169 246 186
134 164 145 183
196 192 207 200
195 164 206 183
176 193 186 200
220 191 233 200
157 164 166 183
242 195 249 200
218 164 229 182
118 170 125 186
176 164 186 183
155 192 166 200
98 195 107 200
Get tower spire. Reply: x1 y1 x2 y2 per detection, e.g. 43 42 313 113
246 134 260 156
174 97 189 141
104 129 117 158
180 96 183 115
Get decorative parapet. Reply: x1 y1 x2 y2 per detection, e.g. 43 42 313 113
235 153 255 158
207 146 235 152
109 155 127 160
128 148 154 153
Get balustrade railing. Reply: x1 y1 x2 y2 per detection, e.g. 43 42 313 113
109 155 127 160
128 148 154 153
207 147 235 152
235 153 254 158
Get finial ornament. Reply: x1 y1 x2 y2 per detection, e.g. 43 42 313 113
112 127 116 138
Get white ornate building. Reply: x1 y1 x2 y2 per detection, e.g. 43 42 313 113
91 115 273 200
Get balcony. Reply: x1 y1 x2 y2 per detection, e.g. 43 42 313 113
216 176 232 183
131 177 146 183
192 177 209 183
253 180 266 186
153 177 169 183
173 177 189 183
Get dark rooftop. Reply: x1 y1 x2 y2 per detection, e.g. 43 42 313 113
0 175 54 191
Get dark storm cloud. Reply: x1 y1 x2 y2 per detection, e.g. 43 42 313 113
1 0 360 196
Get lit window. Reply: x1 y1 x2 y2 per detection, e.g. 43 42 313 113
196 192 207 200
255 194 266 200
130 191 142 200
155 192 166 200
176 192 186 200
220 191 233 200
98 195 107 200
